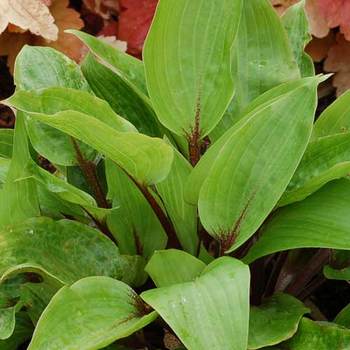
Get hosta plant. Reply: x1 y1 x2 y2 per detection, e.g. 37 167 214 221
2 0 350 349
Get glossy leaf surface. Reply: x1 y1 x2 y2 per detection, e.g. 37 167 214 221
144 0 242 137
142 257 250 350
28 277 157 350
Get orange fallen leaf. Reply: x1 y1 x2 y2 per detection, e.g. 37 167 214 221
324 33 350 96
0 0 83 72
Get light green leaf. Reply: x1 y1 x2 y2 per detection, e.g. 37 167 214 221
144 0 242 138
28 276 157 350
0 113 40 229
14 46 90 91
105 160 167 259
156 146 198 254
27 162 108 222
313 90 350 139
0 129 13 158
0 158 10 184
68 30 147 95
81 53 162 137
185 77 320 206
282 318 350 349
0 307 16 340
13 45 93 166
0 217 131 285
142 257 250 350
6 88 136 133
282 1 314 77
145 249 206 287
0 313 33 350
335 304 350 328
279 133 350 206
10 109 173 186
244 179 350 263
212 0 299 139
198 77 319 252
248 293 309 349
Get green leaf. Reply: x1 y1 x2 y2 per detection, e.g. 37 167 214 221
0 307 16 340
0 129 13 158
68 30 147 95
144 0 242 138
248 293 309 349
0 312 33 350
0 217 132 285
14 46 90 91
27 162 109 222
282 318 350 349
244 179 350 263
313 90 350 139
28 276 157 350
0 113 40 229
145 249 206 287
141 257 250 350
81 53 162 137
7 88 136 133
212 0 299 139
0 158 10 185
197 77 319 252
185 77 320 205
279 133 350 206
13 46 93 166
10 109 173 186
5 86 136 166
323 250 350 281
335 304 350 328
105 160 167 259
156 146 198 254
282 1 314 77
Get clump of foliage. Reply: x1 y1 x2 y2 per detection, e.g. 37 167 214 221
2 0 350 349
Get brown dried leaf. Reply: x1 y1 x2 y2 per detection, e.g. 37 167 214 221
0 0 58 40
324 33 350 96
306 32 335 62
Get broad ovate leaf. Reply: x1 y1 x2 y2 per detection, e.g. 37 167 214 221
145 249 206 287
142 257 250 350
6 108 173 186
198 77 319 253
14 46 89 91
0 217 131 285
248 293 309 349
245 179 350 263
144 0 242 138
28 277 157 350
13 45 92 166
